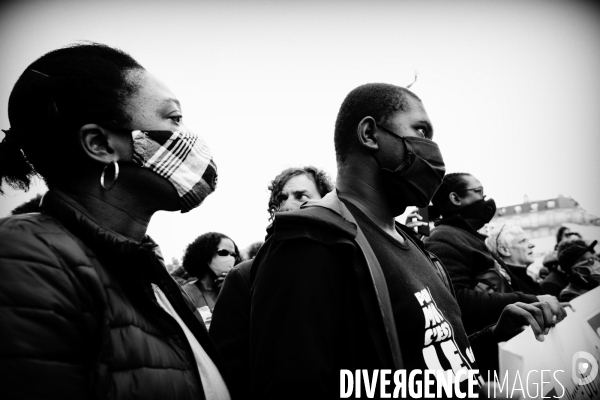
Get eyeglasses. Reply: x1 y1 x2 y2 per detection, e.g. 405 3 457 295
495 224 506 253
459 187 484 196
216 249 237 258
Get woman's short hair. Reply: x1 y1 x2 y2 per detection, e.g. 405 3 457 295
267 166 334 220
182 232 241 278
1 42 144 193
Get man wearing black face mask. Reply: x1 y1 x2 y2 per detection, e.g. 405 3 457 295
249 85 562 399
424 173 563 335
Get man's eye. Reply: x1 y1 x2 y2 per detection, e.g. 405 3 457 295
169 115 183 124
416 128 427 138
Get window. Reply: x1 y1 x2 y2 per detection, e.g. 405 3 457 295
547 200 555 209
514 205 522 214
531 203 538 212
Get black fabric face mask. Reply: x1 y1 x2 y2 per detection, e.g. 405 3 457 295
451 198 497 230
373 134 446 215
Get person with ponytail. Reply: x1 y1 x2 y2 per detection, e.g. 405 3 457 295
0 43 231 399
424 173 563 335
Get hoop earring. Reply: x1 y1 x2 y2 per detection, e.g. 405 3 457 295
100 160 119 191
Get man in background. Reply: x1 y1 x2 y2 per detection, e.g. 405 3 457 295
209 166 334 396
485 224 540 295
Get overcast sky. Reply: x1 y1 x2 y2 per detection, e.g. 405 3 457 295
1 0 599 262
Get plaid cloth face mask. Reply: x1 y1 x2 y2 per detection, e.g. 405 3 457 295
131 130 218 213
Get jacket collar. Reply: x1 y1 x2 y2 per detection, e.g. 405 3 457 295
40 189 160 262
434 214 487 240
265 190 358 241
303 190 358 225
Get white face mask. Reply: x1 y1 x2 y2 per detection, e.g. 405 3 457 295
132 130 218 212
209 254 235 276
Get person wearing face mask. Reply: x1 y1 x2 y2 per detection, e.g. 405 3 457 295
424 173 563 335
181 232 241 329
249 84 564 398
485 224 541 295
540 228 582 296
557 239 600 301
208 166 334 398
0 43 232 399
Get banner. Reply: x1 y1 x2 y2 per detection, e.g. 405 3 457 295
498 286 600 399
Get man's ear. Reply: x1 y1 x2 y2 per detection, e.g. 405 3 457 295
449 192 462 206
498 245 511 257
78 124 117 164
356 117 379 152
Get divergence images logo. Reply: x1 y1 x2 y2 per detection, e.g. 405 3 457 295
572 351 599 386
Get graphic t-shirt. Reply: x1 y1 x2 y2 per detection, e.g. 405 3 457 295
345 201 481 395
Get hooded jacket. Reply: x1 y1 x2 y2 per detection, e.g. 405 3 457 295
0 190 231 400
249 191 495 398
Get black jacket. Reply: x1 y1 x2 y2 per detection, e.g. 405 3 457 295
424 216 537 334
249 192 496 399
541 269 569 297
0 190 232 400
210 260 253 397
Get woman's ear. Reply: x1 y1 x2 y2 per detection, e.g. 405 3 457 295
78 124 133 164
78 124 115 164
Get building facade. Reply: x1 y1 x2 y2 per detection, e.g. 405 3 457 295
490 195 600 240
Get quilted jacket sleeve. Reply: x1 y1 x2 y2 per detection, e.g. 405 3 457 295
0 216 98 400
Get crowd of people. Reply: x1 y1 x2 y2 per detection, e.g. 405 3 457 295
0 42 597 399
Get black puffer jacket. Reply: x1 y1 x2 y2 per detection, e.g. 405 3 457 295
0 190 231 400
424 216 537 334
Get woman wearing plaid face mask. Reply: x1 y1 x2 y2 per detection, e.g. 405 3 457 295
0 43 231 400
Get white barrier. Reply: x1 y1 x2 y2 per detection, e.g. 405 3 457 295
498 286 600 399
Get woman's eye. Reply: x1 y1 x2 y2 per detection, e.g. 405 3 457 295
169 115 183 124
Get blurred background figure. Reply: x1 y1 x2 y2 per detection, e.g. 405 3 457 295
210 165 333 397
540 227 583 296
542 226 581 271
486 224 540 295
170 264 192 285
242 240 263 261
557 239 599 301
182 232 241 329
